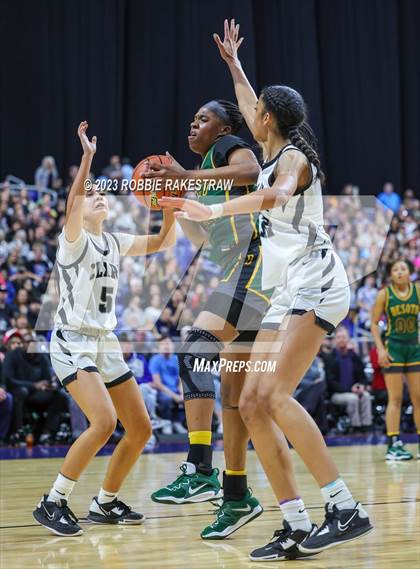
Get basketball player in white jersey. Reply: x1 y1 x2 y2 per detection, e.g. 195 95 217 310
33 122 175 536
160 20 373 561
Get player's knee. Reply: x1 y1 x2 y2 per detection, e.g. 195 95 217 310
388 395 402 408
179 328 223 401
126 417 152 447
238 391 258 423
257 386 287 417
91 413 118 440
409 394 420 408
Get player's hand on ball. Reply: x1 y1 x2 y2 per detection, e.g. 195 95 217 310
77 121 97 156
160 197 212 221
144 152 187 180
214 18 243 64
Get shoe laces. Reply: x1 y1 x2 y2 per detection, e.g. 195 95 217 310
56 500 79 525
271 526 292 545
168 465 191 489
211 502 237 525
111 499 132 515
317 503 338 533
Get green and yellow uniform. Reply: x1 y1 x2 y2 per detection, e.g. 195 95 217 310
196 134 271 339
384 282 420 373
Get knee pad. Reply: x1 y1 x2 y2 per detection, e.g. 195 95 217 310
178 328 224 401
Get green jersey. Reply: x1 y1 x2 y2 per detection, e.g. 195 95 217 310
197 135 260 266
385 283 419 342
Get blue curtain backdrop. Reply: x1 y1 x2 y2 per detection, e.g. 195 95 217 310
1 0 419 194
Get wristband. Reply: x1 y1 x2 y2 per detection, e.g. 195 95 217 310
208 203 224 220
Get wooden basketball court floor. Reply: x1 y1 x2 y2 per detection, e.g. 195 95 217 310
1 444 419 569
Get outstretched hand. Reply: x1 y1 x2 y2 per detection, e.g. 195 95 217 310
160 197 213 222
77 121 97 156
213 18 244 65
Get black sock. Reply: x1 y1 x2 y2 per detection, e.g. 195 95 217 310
223 471 248 502
187 444 213 476
387 434 400 447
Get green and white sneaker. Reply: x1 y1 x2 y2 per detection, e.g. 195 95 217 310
151 462 223 504
201 489 263 539
385 441 413 461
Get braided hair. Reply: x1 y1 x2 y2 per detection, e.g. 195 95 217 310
261 85 324 183
205 99 244 135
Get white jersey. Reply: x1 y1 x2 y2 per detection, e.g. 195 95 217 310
54 229 134 332
257 144 332 289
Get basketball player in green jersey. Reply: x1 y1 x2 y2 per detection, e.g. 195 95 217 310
144 100 293 540
371 259 420 460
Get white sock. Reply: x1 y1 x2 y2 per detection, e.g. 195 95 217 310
321 478 356 510
280 498 312 532
98 487 118 504
47 472 76 503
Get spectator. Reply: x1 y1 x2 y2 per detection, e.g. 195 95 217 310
103 155 122 180
155 307 178 339
369 346 387 406
325 327 372 431
121 157 133 181
3 331 68 443
145 294 163 327
122 296 147 331
0 284 14 333
34 156 59 189
377 182 401 213
119 333 170 435
149 336 186 434
0 358 13 443
294 357 328 434
356 275 378 330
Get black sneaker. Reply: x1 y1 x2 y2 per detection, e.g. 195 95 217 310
33 495 83 536
298 502 373 554
87 496 145 525
249 520 318 561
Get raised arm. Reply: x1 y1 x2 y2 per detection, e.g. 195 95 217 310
65 122 97 242
214 19 258 137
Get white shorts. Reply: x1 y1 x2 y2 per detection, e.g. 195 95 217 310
262 248 350 334
50 329 132 388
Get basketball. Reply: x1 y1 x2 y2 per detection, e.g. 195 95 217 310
132 154 184 210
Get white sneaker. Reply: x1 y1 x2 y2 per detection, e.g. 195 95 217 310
162 423 173 435
173 422 188 434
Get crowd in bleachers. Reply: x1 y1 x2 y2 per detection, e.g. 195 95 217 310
0 155 418 446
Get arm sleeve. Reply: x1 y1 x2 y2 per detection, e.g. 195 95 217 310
212 135 251 168
56 229 87 264
112 232 136 256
